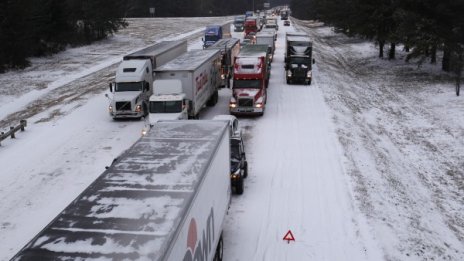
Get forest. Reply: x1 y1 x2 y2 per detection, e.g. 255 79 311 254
290 0 464 76
0 0 288 72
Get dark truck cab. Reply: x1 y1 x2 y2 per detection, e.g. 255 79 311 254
285 33 315 85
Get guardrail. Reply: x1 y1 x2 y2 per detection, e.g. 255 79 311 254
0 120 27 146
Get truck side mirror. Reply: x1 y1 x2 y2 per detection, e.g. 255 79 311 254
109 83 113 92
284 65 288 70
313 58 316 64
144 82 150 91
201 37 204 42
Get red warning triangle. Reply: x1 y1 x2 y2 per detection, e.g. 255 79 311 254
283 230 295 243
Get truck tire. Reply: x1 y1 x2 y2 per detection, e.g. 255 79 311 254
235 177 244 195
206 90 219 107
213 234 224 261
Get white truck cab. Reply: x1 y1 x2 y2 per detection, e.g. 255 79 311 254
148 79 188 125
107 59 152 119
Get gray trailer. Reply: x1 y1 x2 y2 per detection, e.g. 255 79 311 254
209 38 241 88
12 120 231 261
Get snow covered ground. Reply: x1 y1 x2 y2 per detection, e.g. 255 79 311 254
0 16 463 261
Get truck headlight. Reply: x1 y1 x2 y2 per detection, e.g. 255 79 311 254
135 104 142 112
287 70 292 77
306 71 312 78
108 105 113 113
229 102 237 108
255 103 263 108
231 168 241 179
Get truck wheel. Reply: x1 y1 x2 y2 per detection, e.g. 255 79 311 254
213 234 224 261
243 161 248 178
206 90 218 107
235 177 244 195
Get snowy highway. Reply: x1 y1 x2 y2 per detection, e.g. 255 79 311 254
0 16 463 261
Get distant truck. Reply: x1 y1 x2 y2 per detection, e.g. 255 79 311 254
11 120 231 261
285 32 315 85
234 15 245 32
281 10 289 20
230 44 270 116
148 49 222 124
244 16 259 36
208 38 241 88
106 40 187 120
202 23 231 49
264 17 278 31
256 30 276 62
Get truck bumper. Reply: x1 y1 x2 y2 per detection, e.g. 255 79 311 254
110 111 144 119
230 107 264 115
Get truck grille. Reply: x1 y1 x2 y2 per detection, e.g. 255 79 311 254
116 101 131 111
238 98 254 107
293 68 306 78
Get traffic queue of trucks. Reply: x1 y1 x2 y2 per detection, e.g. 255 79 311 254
12 17 313 260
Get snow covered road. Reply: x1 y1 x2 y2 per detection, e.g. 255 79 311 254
0 16 463 261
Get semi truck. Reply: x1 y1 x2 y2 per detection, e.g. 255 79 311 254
148 49 222 124
281 10 289 20
105 40 187 120
202 23 231 49
234 15 245 32
229 44 270 116
285 32 314 85
244 17 259 36
12 120 231 261
264 17 279 31
256 30 276 62
208 38 241 88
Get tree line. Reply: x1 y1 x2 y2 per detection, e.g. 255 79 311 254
1 0 288 72
290 0 464 75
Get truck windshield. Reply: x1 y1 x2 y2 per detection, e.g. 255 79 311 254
290 57 311 65
149 101 182 113
233 79 261 89
115 82 143 92
205 35 219 42
231 139 241 159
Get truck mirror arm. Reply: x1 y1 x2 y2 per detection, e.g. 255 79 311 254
109 82 113 92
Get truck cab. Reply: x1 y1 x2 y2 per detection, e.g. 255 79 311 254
234 16 245 32
148 79 188 125
244 17 258 36
203 25 223 49
107 59 152 119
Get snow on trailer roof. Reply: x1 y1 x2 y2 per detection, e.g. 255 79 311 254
155 49 220 72
238 44 268 57
209 38 240 50
12 121 228 261
287 36 312 43
123 40 186 60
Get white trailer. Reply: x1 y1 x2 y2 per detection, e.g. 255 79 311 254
12 120 231 261
149 49 222 123
106 40 187 120
256 30 276 62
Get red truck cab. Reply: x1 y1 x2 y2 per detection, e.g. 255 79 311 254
244 17 258 36
230 45 270 116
